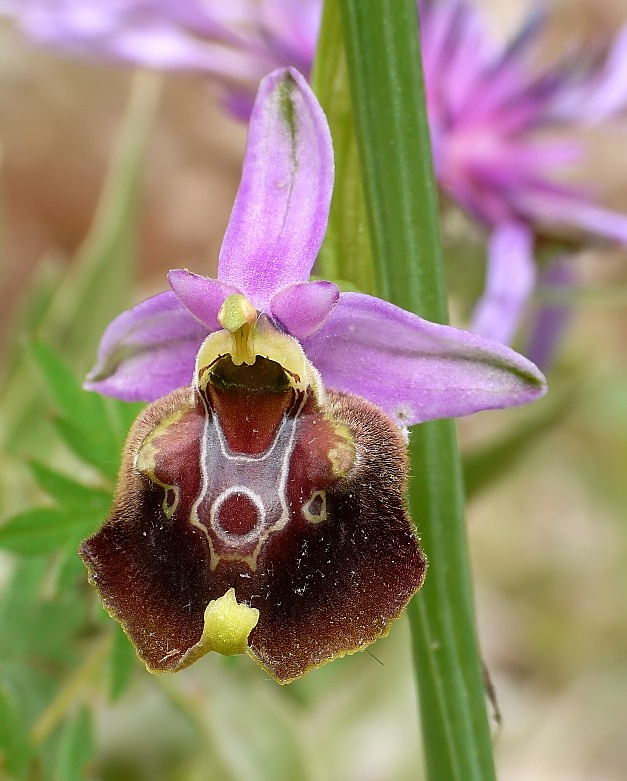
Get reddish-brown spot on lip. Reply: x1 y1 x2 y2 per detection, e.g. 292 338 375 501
215 491 261 536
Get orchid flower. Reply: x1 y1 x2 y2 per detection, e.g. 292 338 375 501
5 0 627 351
79 68 546 682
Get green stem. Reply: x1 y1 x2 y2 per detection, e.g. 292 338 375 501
311 0 374 293
336 1 496 778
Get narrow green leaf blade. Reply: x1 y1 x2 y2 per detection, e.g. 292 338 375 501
1 255 64 382
28 461 110 510
107 625 137 701
0 682 32 779
53 544 93 595
52 417 119 483
28 340 95 423
0 507 97 556
0 559 85 663
54 708 94 781
311 0 374 293
104 397 144 449
29 341 122 481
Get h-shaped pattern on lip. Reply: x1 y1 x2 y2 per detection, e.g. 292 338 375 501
134 354 352 578
190 388 306 572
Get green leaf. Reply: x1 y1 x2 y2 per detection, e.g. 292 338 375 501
105 397 144 449
54 708 94 781
0 561 96 777
0 559 85 665
312 0 374 293
28 341 99 423
28 462 111 510
107 625 137 701
29 342 122 482
0 507 98 556
52 417 119 483
0 682 32 780
53 545 92 596
337 2 496 778
0 255 64 383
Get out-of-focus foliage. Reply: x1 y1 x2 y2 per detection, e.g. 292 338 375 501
0 70 159 465
0 342 141 777
0 68 156 779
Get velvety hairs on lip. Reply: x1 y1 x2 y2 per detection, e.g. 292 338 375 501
80 337 427 683
79 68 546 681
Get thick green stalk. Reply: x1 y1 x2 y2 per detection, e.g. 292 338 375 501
311 0 374 293
336 1 497 778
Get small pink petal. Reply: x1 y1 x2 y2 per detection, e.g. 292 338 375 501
270 280 339 339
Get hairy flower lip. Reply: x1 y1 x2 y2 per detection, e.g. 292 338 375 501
81 319 429 682
79 368 428 683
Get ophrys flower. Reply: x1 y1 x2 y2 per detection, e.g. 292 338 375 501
80 68 546 682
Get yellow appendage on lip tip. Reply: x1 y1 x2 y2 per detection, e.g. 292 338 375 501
218 294 258 365
176 588 260 669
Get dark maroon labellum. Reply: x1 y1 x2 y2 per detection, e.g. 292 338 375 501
80 342 427 682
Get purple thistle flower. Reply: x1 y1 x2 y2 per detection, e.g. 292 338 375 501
78 69 545 681
5 0 627 350
419 0 627 345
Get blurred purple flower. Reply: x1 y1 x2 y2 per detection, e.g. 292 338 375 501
420 1 627 346
524 256 576 368
0 0 320 117
5 0 625 348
